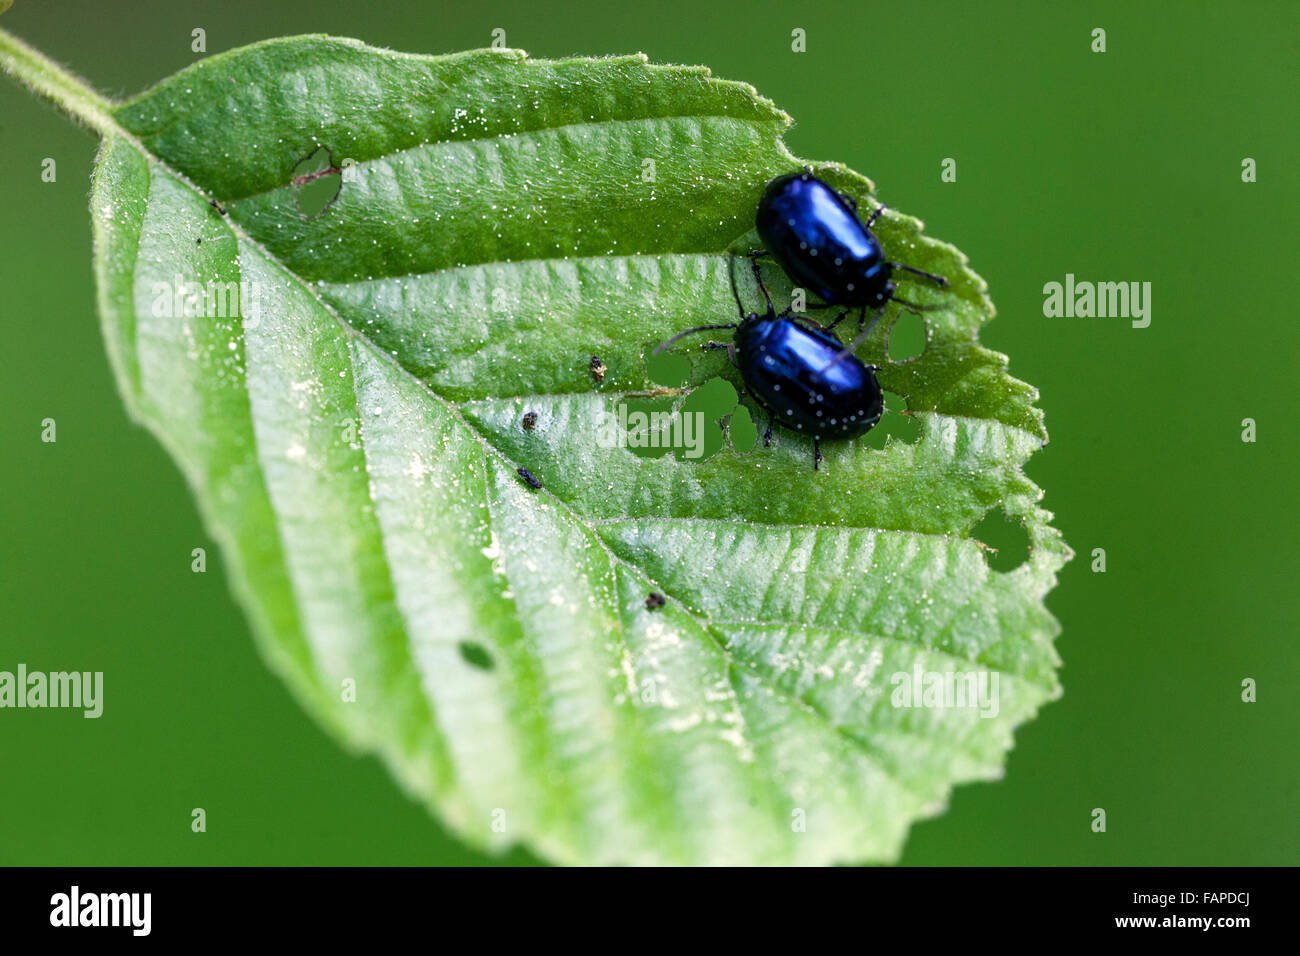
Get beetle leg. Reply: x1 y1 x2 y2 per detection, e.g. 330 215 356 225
786 313 842 343
748 256 776 317
823 309 851 333
813 437 823 471
701 341 740 367
726 253 748 320
867 203 888 227
821 304 888 375
764 414 774 447
890 262 950 287
857 304 888 342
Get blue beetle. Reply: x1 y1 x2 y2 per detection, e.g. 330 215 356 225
654 256 883 470
755 169 949 344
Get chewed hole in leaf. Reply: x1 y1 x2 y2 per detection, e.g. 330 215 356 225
860 391 917 449
728 403 758 452
645 350 690 388
970 507 1032 572
677 378 736 462
292 146 342 218
887 309 928 362
457 641 495 671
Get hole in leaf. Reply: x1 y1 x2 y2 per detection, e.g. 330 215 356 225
457 641 495 671
292 146 342 218
681 377 737 421
969 507 1031 572
728 403 758 453
645 350 689 388
860 391 917 449
677 378 736 462
887 310 927 362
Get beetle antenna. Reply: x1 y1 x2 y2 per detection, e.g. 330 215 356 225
653 324 740 354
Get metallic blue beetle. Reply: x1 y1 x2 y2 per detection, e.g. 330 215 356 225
654 256 882 470
755 169 949 341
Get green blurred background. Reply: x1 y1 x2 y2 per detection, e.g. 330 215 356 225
1 0 1295 865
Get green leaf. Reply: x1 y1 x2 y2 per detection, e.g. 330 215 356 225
6 32 1069 865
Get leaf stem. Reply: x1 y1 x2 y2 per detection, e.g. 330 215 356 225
0 26 118 137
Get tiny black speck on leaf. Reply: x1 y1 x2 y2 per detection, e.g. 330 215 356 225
516 466 542 489
590 354 606 383
522 411 538 430
457 641 495 671
645 592 666 610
